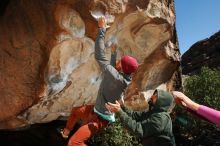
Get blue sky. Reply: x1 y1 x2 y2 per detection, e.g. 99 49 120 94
175 0 220 54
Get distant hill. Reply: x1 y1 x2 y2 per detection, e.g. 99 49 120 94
181 30 220 75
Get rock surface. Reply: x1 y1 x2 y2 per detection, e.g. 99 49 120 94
0 0 181 129
182 30 220 75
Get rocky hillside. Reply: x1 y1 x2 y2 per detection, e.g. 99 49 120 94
182 31 220 75
0 0 181 129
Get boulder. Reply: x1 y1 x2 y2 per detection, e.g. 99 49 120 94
0 0 181 129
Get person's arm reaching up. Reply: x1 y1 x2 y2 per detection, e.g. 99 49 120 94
95 26 109 71
94 16 113 71
110 45 117 67
95 17 123 81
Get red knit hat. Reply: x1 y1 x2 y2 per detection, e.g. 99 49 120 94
121 55 138 75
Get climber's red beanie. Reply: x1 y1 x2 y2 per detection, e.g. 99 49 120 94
121 55 138 75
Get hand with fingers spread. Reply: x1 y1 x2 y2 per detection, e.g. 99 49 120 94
172 91 200 110
106 89 176 145
172 91 220 125
105 100 121 113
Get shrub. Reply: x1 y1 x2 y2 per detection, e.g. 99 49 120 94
88 118 141 146
184 67 220 108
173 67 220 145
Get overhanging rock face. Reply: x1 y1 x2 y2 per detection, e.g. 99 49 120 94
0 0 181 129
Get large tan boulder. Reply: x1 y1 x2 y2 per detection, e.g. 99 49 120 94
0 0 181 129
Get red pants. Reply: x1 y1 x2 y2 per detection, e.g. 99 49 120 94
65 105 108 146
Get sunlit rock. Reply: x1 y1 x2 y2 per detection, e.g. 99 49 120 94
0 0 181 129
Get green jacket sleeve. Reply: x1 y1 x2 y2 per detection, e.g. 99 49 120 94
118 109 165 138
121 106 149 122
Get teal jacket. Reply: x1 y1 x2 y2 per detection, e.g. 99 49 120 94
118 89 175 146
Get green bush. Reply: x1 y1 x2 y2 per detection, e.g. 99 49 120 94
88 118 141 146
173 67 220 145
184 67 220 108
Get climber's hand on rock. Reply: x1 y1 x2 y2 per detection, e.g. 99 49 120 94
98 16 106 28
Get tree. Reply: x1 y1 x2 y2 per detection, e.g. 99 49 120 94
173 67 220 145
184 67 220 109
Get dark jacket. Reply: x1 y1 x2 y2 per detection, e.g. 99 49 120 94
118 89 176 146
94 28 130 116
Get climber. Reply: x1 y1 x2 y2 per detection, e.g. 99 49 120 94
106 89 176 146
60 17 139 146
